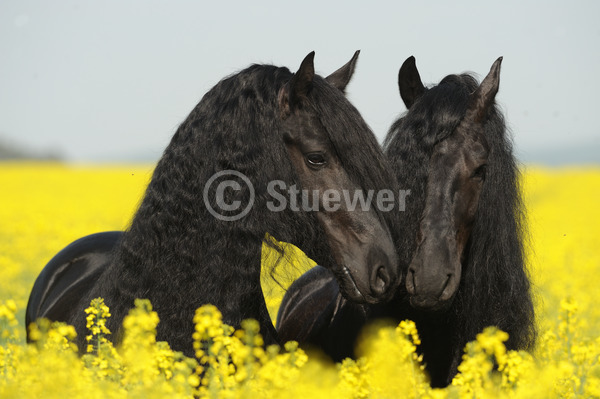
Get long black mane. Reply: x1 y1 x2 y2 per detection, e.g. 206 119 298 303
68 63 399 355
275 68 536 387
385 73 536 354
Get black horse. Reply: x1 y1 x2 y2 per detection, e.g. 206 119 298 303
276 57 536 387
26 51 403 357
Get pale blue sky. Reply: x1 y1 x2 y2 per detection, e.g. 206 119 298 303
1 1 599 163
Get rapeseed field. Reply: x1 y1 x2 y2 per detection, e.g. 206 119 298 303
1 162 599 398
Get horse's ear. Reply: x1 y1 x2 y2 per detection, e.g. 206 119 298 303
398 56 425 109
325 50 360 93
465 57 502 124
279 51 315 118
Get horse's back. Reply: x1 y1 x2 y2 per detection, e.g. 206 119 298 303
277 266 339 342
26 231 122 334
277 265 368 361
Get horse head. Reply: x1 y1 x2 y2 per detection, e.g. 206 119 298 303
399 57 502 311
278 52 400 304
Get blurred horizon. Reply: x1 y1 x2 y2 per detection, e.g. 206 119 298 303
1 0 599 166
1 131 599 166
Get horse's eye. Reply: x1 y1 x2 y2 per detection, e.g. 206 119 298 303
306 153 327 167
472 164 487 180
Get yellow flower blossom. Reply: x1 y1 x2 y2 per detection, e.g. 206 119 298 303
1 164 600 398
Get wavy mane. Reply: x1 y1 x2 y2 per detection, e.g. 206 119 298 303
69 63 398 355
385 73 535 352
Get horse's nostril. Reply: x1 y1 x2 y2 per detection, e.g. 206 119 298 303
371 265 390 296
439 274 455 301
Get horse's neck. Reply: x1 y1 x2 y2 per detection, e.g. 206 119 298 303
105 225 274 326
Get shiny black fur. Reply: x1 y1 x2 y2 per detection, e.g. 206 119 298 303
27 57 401 357
277 61 535 387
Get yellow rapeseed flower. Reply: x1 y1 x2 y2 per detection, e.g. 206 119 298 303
1 164 600 398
